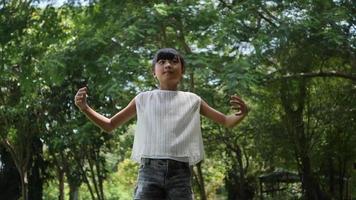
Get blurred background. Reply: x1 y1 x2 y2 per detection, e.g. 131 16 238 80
0 0 355 199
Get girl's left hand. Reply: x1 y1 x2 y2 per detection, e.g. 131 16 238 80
230 95 248 116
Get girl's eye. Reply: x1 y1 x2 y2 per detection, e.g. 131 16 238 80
158 60 165 65
172 59 179 64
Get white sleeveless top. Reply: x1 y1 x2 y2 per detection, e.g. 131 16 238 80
131 90 204 165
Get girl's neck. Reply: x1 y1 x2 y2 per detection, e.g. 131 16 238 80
159 86 178 91
158 83 178 91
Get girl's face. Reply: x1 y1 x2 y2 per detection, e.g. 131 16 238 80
154 56 184 90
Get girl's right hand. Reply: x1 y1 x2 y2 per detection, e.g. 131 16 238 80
75 87 89 111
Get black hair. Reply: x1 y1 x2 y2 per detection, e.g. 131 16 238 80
152 48 185 71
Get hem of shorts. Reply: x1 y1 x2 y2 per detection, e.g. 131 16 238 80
131 154 204 166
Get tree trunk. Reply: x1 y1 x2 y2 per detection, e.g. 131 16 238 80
280 79 329 200
28 138 43 200
327 157 335 197
95 151 105 200
69 184 79 200
236 147 247 200
87 149 105 200
28 159 43 200
225 170 238 200
76 158 96 200
58 168 65 200
0 146 21 200
3 140 30 200
300 155 319 199
195 162 207 200
20 170 28 200
225 159 252 199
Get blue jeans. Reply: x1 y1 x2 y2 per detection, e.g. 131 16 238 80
133 158 193 200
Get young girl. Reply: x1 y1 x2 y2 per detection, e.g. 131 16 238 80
74 48 248 199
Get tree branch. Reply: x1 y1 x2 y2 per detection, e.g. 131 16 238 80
266 71 356 82
218 0 233 10
257 11 279 28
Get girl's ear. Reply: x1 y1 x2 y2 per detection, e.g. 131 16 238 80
152 66 156 77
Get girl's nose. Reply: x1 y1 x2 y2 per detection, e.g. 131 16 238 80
164 61 172 69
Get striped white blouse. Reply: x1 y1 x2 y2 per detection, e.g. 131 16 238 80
131 90 204 165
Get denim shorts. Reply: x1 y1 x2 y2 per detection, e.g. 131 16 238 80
133 158 193 200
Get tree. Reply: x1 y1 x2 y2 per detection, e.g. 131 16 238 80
0 1 69 199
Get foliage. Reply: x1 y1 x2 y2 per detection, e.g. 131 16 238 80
0 0 355 199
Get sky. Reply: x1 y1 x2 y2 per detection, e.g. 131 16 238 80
34 0 88 8
34 0 66 8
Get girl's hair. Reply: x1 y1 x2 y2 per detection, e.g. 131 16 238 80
152 48 185 71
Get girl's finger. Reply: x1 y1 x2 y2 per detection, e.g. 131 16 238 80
231 105 242 110
230 101 245 107
230 95 242 100
77 90 87 94
230 100 244 104
230 97 244 102
233 105 248 113
235 111 243 116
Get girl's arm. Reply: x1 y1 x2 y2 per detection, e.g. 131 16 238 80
200 95 248 128
75 87 136 133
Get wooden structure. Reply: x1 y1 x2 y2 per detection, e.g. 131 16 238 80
259 170 301 199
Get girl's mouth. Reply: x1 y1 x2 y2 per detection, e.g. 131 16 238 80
163 71 174 74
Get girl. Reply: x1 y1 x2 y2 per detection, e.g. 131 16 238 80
74 48 248 199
